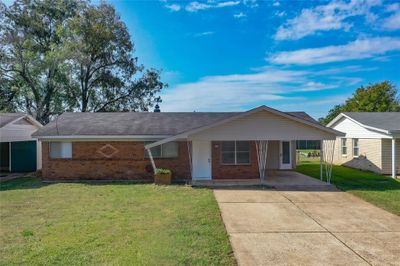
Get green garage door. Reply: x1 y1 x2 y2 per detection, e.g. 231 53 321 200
0 142 10 171
11 141 37 172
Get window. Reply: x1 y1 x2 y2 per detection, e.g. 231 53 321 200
341 138 347 155
49 142 72 159
145 142 178 158
221 141 250 165
353 138 359 157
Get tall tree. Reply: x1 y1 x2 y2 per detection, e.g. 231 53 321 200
0 0 83 124
1 0 165 124
64 3 163 112
319 81 400 125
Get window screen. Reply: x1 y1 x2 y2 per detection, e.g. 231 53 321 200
221 141 235 164
353 139 359 157
221 141 250 165
145 142 178 158
341 138 347 155
49 142 72 159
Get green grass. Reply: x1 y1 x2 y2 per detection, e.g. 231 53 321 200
0 178 235 265
297 162 400 216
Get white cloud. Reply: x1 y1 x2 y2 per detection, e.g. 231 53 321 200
194 31 215 37
186 1 212 12
217 1 240 8
243 0 258 8
165 4 181 11
233 12 246 18
185 1 240 12
382 4 400 30
273 1 280 7
274 0 382 40
275 11 286 17
268 37 400 65
160 68 350 112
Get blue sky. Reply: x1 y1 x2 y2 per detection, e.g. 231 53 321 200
6 0 400 118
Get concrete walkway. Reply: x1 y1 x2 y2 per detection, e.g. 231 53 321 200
215 186 400 266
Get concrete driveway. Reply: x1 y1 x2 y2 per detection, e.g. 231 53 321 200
214 187 400 266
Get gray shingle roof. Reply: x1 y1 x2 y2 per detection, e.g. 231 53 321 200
32 111 319 137
0 113 26 128
343 112 400 132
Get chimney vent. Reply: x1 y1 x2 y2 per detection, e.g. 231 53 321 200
154 104 160 112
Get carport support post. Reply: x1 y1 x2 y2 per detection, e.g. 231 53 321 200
146 148 156 172
320 140 323 180
392 138 396 178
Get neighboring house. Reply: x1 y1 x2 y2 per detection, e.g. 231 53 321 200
0 113 42 172
32 105 342 181
327 112 400 178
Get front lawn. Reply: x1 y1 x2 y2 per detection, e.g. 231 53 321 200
0 178 235 265
297 162 400 216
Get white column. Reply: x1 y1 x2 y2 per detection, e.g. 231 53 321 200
320 140 323 180
392 138 396 178
147 148 156 172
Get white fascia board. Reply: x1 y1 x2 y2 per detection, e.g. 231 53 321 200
326 114 345 128
35 135 171 141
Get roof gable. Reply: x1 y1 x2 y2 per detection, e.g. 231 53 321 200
329 115 391 139
189 108 339 140
145 106 341 149
328 112 400 134
0 113 42 128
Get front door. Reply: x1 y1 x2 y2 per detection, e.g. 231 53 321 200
280 141 292 169
192 140 212 180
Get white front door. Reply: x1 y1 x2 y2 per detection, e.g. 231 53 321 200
280 141 292 169
192 140 212 180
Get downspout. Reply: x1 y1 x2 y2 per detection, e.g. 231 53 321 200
187 141 193 179
392 137 396 178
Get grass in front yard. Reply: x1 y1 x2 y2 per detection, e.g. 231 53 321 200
0 178 235 265
297 162 400 216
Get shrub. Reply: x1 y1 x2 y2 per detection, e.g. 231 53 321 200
155 168 171 175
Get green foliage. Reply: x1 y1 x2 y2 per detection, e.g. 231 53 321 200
319 81 400 125
155 168 172 175
1 178 235 265
1 0 165 124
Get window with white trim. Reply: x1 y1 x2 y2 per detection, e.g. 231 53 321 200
353 138 359 157
144 142 178 158
341 138 347 155
221 141 250 165
49 142 72 159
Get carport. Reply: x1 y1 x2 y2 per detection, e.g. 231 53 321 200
145 106 343 184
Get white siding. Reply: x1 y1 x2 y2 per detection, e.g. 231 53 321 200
330 117 390 139
0 118 40 142
333 137 383 173
189 110 336 141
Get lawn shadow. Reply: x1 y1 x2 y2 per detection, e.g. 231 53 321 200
1 176 196 191
0 177 52 191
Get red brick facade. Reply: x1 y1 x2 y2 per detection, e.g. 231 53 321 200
41 141 191 180
42 140 265 180
211 141 259 179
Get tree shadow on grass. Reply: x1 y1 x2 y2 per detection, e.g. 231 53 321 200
0 177 51 191
0 177 194 191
